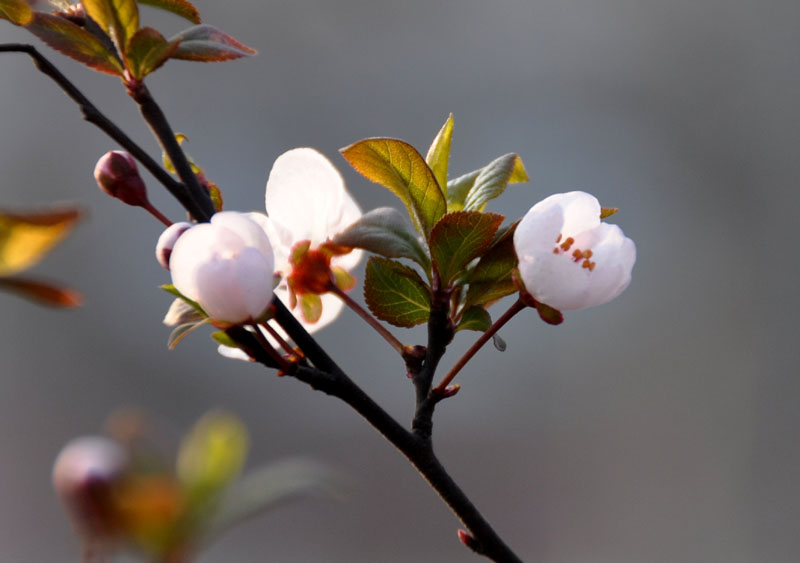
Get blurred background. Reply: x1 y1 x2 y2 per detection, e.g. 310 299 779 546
1 0 798 561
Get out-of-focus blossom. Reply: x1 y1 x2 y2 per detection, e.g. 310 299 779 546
168 211 275 323
155 221 191 270
513 191 635 311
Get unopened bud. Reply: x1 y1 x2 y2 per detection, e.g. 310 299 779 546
52 437 129 538
156 221 192 270
94 151 148 207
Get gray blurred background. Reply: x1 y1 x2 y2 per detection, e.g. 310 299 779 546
1 0 798 561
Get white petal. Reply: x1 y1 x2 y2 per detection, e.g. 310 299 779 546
170 223 244 302
211 211 273 258
155 221 192 270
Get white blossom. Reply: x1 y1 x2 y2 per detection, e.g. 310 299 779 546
169 211 275 323
513 191 635 311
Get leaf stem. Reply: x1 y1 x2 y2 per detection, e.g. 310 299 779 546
327 282 405 355
433 297 526 395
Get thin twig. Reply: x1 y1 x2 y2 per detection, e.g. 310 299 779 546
327 282 405 355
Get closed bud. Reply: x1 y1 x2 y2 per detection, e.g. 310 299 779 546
94 151 148 207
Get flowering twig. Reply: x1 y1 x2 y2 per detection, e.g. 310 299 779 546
433 297 527 395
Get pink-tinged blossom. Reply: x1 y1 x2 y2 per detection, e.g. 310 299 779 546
155 221 192 270
513 191 635 311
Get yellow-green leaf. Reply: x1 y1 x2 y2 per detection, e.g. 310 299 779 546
177 411 249 503
0 207 80 277
600 207 618 219
139 0 201 24
364 257 430 328
448 153 529 212
25 12 124 75
341 138 446 238
0 277 82 308
125 26 178 79
425 113 454 196
456 305 491 332
0 0 33 25
82 0 139 51
429 211 503 286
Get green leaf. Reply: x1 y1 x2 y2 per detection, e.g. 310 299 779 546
160 283 206 316
167 318 209 349
425 113 454 195
456 306 491 332
364 257 430 328
447 153 529 212
600 207 618 219
211 330 238 348
0 277 82 308
0 207 81 277
138 0 201 23
0 0 33 25
341 138 446 238
332 207 430 270
82 0 139 51
177 411 249 505
163 297 205 326
125 26 178 79
535 301 563 325
299 293 322 324
206 459 346 541
464 222 519 307
25 12 124 75
429 211 503 286
169 24 257 62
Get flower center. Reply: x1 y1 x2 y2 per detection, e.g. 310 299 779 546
553 234 596 271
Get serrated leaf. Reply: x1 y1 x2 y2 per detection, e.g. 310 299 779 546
429 211 503 286
332 207 430 270
0 277 82 308
206 459 346 541
169 24 257 62
160 283 206 316
425 114 454 195
0 0 33 25
464 222 519 307
456 306 491 332
125 26 178 79
25 12 123 75
0 207 81 277
167 318 209 349
447 153 529 212
177 411 248 506
341 138 446 238
82 0 139 51
364 257 430 328
139 0 201 23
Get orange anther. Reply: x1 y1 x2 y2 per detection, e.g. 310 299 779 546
556 234 562 243
560 237 574 251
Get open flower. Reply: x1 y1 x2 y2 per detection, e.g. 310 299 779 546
169 211 275 324
513 191 635 311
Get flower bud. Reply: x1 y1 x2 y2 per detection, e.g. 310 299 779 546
169 212 275 323
94 151 148 207
52 436 129 539
155 221 192 270
514 191 636 311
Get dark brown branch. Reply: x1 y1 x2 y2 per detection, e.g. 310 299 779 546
0 44 212 221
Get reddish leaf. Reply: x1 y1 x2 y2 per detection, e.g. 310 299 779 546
138 0 201 24
0 277 82 308
25 12 124 75
82 0 139 51
125 26 179 79
0 0 33 25
169 24 257 62
429 211 503 285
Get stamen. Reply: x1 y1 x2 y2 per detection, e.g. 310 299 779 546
553 248 559 254
560 237 574 251
556 234 562 243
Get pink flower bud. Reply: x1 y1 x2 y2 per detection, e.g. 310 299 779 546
155 221 192 270
94 151 148 207
52 437 129 539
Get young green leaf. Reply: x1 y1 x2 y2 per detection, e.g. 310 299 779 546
169 24 257 62
0 0 33 25
447 153 529 212
211 330 238 348
0 207 81 277
425 113 454 195
138 0 201 24
167 318 209 349
464 222 519 307
341 139 446 238
0 277 82 308
456 306 491 332
429 211 503 286
364 257 430 328
160 283 206 316
125 26 178 79
332 207 430 270
82 0 139 52
25 12 124 75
